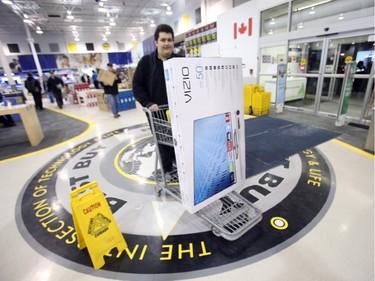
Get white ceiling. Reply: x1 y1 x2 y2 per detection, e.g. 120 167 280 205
0 0 177 42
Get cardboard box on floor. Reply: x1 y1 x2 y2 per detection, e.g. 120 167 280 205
98 69 116 86
96 91 111 112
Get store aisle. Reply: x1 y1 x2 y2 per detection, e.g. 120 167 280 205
0 99 373 281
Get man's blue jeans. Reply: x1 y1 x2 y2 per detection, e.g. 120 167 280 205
106 94 119 116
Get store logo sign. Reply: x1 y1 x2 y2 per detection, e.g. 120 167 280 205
234 18 252 39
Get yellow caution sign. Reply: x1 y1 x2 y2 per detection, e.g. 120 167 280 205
70 181 127 269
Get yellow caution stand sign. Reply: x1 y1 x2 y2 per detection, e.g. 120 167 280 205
70 181 127 269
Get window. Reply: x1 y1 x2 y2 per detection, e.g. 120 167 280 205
117 42 125 50
86 43 94 51
29 43 41 53
49 43 60 52
260 3 289 37
7 44 20 53
195 7 201 25
291 0 374 31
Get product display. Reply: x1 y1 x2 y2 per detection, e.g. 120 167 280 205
164 57 245 213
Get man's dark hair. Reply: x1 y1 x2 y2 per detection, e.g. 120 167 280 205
107 63 113 67
154 24 174 41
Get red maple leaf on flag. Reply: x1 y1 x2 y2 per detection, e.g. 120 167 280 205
239 23 247 34
234 18 253 39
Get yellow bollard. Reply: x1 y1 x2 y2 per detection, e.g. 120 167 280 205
70 181 127 269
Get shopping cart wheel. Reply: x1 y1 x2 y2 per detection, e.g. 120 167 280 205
211 226 221 237
154 185 162 197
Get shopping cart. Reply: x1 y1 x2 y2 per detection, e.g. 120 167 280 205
143 105 262 241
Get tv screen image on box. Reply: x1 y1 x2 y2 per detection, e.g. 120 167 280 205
193 112 237 205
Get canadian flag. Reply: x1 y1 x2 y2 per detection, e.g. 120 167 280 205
234 18 252 39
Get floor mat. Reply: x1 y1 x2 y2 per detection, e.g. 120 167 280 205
0 108 89 161
245 116 340 177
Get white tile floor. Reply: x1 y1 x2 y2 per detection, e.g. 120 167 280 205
0 98 373 281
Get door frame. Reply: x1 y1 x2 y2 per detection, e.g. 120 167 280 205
287 30 374 122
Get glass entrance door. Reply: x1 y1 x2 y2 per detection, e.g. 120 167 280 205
286 33 374 122
318 35 374 121
285 39 324 112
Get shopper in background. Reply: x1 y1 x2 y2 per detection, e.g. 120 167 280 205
100 63 122 118
24 72 43 110
47 71 65 109
133 23 183 174
80 73 91 85
92 70 100 89
0 92 16 128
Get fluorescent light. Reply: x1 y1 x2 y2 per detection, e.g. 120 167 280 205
23 19 33 23
109 22 116 26
166 6 173 15
296 0 333 11
36 30 43 34
67 15 74 20
2 0 12 4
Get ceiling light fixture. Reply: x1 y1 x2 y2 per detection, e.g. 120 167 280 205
23 19 33 24
150 20 156 27
338 13 344 20
36 26 43 34
66 11 74 20
309 7 315 15
166 6 173 15
23 14 28 19
2 0 12 4
109 22 116 26
98 1 104 7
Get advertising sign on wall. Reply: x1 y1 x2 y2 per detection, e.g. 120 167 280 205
275 64 287 113
336 61 356 126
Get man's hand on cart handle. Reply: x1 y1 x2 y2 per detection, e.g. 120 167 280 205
149 104 159 112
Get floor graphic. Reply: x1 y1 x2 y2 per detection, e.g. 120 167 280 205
16 124 335 280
